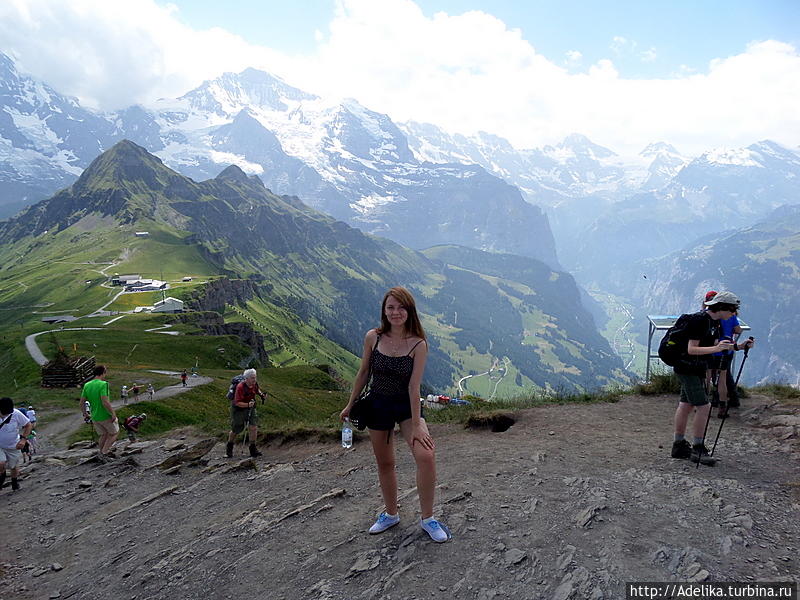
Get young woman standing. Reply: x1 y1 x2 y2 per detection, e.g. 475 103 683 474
340 287 450 542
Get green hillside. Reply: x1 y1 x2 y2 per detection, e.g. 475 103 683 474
0 140 628 412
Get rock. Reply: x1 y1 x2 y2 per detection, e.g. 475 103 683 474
575 504 606 528
32 568 49 577
164 439 187 452
44 458 67 467
162 465 182 475
154 439 216 470
78 480 92 489
690 569 710 582
557 546 576 571
504 548 527 566
49 592 61 599
126 441 159 452
720 536 733 555
552 581 573 600
68 441 94 450
51 562 63 571
348 551 380 576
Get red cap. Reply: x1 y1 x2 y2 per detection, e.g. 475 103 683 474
705 290 718 302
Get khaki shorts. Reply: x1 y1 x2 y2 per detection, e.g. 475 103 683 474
230 406 258 433
93 418 120 436
0 447 22 469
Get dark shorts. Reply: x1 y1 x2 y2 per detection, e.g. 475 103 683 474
366 392 424 431
230 406 258 433
708 353 734 371
676 373 708 407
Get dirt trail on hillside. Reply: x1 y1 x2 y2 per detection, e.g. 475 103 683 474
36 375 213 448
2 394 799 600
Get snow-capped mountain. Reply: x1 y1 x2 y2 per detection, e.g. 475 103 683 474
572 139 800 288
0 54 559 266
638 142 690 191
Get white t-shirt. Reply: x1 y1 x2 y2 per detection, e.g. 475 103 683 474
0 409 30 448
26 409 37 422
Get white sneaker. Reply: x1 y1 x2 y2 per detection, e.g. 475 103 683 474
421 518 450 543
368 512 400 534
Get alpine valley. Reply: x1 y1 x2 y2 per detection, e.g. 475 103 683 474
0 140 627 395
2 52 799 388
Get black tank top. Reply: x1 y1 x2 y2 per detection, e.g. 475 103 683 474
369 335 424 397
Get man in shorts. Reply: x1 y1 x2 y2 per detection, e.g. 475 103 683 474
226 368 265 458
80 365 119 459
0 397 32 491
671 291 754 466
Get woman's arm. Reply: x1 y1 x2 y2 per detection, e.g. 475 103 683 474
407 340 433 450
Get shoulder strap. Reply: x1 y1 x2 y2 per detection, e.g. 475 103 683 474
0 413 13 430
406 339 426 355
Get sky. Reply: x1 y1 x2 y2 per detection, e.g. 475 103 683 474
1 0 799 156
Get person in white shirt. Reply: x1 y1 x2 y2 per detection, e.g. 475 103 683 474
0 397 32 491
26 406 36 426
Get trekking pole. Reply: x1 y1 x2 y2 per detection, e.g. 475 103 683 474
241 405 253 456
711 339 753 457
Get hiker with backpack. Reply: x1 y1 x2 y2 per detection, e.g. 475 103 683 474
661 291 754 466
0 397 32 491
225 368 265 458
122 413 147 442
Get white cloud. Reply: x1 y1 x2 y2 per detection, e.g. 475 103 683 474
611 36 634 55
641 47 657 63
565 50 583 66
1 0 798 157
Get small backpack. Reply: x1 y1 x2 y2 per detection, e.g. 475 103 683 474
226 375 246 401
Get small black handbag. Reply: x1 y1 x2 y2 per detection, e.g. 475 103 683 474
349 335 379 431
349 388 371 431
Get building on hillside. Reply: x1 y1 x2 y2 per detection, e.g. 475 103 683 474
182 276 193 282
111 274 141 286
41 315 78 324
152 297 184 313
134 231 150 237
126 279 167 292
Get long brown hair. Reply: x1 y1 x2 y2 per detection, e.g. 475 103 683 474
377 286 426 339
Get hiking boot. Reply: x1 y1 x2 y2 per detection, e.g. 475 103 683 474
728 398 740 409
368 512 400 534
0 472 5 489
691 443 717 466
225 442 234 458
10 478 19 491
421 518 451 543
717 402 728 418
249 444 262 458
671 439 691 459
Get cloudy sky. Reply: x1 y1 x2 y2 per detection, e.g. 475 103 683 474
1 0 798 156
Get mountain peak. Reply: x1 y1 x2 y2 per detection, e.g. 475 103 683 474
558 133 617 159
640 142 681 157
181 68 317 115
215 164 252 184
72 139 176 195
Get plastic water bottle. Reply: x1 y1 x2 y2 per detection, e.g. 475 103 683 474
341 418 353 449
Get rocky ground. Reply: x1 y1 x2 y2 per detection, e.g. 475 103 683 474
1 392 798 600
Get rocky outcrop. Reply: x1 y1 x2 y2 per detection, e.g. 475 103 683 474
185 278 264 314
170 310 269 367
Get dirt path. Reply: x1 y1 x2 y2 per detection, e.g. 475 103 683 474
35 374 214 448
1 393 798 600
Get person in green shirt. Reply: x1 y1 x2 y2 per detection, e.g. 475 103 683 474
80 365 118 458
